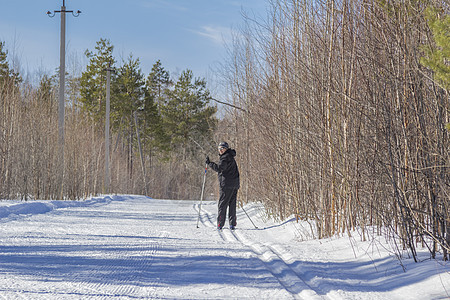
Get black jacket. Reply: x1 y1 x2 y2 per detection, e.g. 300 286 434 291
208 149 240 189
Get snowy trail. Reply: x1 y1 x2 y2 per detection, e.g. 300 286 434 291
0 195 449 299
0 196 292 299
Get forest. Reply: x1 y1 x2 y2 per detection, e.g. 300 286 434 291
220 0 449 261
1 38 217 202
1 0 449 261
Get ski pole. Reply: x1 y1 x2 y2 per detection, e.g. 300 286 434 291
241 205 258 229
196 164 208 228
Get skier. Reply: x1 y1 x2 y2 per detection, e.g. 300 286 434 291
206 142 240 230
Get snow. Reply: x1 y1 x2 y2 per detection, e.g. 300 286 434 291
0 195 448 299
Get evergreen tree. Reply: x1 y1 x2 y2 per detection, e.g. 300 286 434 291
0 41 22 87
36 74 56 104
161 69 217 154
79 38 115 122
112 54 162 179
0 42 9 80
421 6 450 90
147 60 171 106
145 60 172 152
142 81 168 154
111 54 146 131
420 6 450 133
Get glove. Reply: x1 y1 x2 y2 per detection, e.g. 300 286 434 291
205 156 210 165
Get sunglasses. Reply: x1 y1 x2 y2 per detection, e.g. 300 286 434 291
218 147 226 151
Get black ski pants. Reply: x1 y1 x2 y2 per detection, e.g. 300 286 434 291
217 187 238 228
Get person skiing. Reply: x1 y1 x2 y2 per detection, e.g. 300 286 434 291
206 142 240 230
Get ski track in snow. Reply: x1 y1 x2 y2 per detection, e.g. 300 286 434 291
0 195 448 299
196 204 330 300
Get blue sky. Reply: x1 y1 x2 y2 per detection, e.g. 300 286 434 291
0 0 267 90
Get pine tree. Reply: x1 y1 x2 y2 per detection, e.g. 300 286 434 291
79 38 115 122
110 54 146 178
0 41 22 87
145 60 172 153
0 42 9 80
142 83 168 154
420 6 450 134
36 74 56 104
421 6 450 90
111 54 146 131
147 60 171 106
161 69 217 154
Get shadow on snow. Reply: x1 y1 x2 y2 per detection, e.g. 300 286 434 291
0 242 278 290
0 238 447 295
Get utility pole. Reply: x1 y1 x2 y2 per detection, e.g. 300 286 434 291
104 63 114 194
134 111 148 195
47 1 81 198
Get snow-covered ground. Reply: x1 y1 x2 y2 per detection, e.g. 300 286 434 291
0 195 448 299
